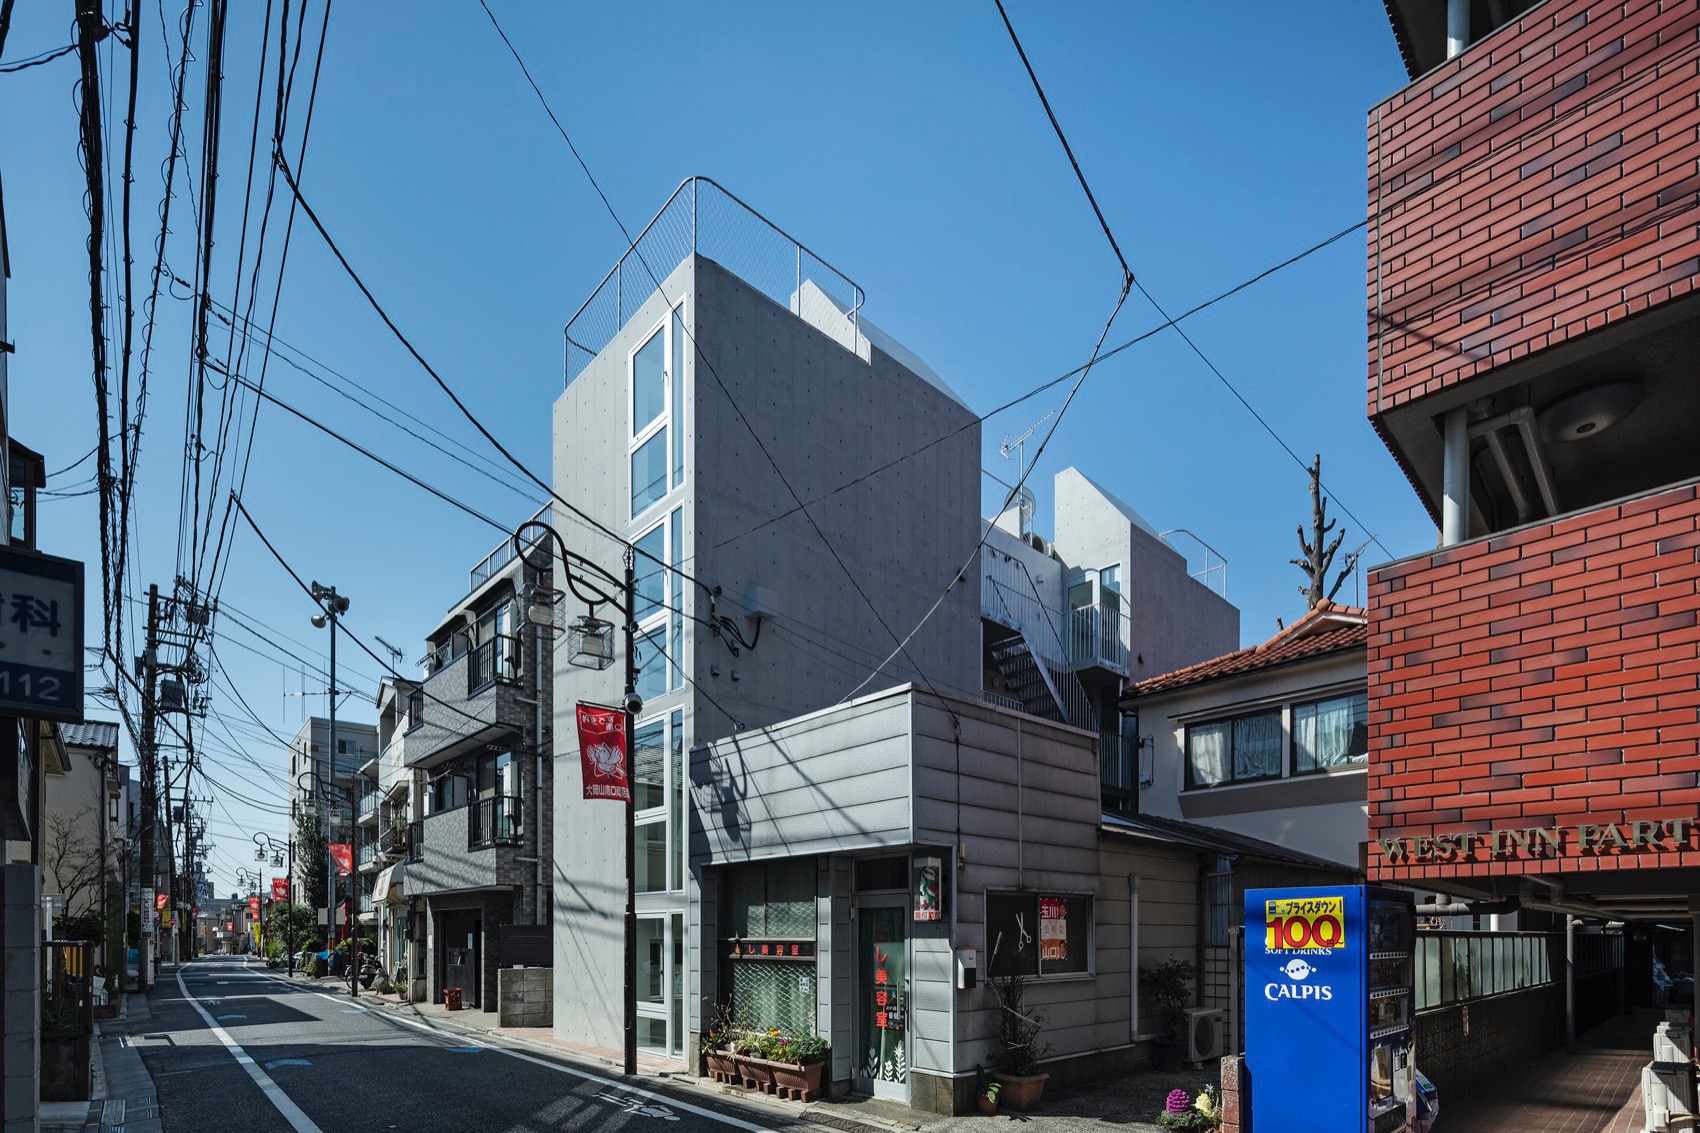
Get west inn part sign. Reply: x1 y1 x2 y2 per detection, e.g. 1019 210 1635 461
1378 815 1698 864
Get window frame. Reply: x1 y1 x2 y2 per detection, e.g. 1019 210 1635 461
1289 690 1370 776
985 889 1095 979
633 507 685 697
632 709 687 895
627 302 688 523
1183 707 1286 790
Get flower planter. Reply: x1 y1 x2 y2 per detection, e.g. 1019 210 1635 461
993 1072 1049 1112
976 1096 1000 1116
735 1054 774 1093
768 1058 825 1102
704 1050 738 1084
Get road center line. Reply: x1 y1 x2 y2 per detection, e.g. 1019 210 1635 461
250 968 773 1132
173 968 327 1133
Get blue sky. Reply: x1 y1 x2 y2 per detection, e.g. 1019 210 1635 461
3 2 1426 896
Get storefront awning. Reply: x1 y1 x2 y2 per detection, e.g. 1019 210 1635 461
373 863 407 905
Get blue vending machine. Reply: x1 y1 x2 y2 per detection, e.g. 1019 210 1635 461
1244 885 1416 1133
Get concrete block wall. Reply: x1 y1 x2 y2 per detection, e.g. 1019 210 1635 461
498 967 553 1028
1366 478 1700 882
2 864 40 1133
1367 0 1700 417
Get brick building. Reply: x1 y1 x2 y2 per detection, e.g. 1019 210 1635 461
1364 0 1700 984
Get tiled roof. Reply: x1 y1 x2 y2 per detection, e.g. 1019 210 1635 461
1126 600 1368 698
59 720 120 750
1102 811 1359 874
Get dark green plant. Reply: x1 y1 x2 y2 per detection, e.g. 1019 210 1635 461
1143 957 1196 1044
987 934 1051 1076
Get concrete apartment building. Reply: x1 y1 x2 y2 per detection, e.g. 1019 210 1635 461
284 716 377 939
1360 0 1700 1095
545 178 1338 1109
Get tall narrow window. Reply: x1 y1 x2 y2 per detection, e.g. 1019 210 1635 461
669 709 685 891
670 305 685 488
632 329 665 435
669 507 683 692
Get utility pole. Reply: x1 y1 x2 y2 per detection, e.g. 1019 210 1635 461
310 582 352 992
138 584 161 992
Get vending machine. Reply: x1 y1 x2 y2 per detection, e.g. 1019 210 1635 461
1244 885 1416 1133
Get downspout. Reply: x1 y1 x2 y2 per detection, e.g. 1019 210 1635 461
1442 408 1470 546
1565 915 1577 1052
1446 0 1470 58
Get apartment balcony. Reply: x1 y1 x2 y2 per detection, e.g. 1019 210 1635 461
378 822 410 861
407 797 530 897
1366 478 1700 904
468 795 523 850
356 840 379 873
1067 604 1129 676
407 821 423 864
1368 0 1700 528
356 788 380 826
1098 731 1138 815
403 637 533 771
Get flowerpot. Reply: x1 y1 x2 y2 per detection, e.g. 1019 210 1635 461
976 1096 1000 1115
704 1050 738 1084
993 1072 1049 1112
769 1058 825 1102
735 1054 773 1092
1154 1040 1185 1073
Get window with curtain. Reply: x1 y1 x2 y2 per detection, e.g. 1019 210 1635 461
1293 692 1368 772
1185 708 1282 787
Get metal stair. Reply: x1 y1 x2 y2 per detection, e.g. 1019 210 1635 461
989 636 1070 725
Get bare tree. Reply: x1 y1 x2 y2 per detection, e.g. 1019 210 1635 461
43 808 104 926
1293 453 1352 610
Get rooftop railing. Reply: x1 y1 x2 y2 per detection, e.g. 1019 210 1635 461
469 503 551 593
563 177 865 386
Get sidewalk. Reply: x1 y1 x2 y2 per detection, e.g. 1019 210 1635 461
1440 1009 1658 1133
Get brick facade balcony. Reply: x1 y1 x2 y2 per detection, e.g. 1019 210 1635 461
1366 479 1700 888
1368 0 1700 421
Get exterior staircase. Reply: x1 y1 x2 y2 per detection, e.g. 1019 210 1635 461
988 635 1090 729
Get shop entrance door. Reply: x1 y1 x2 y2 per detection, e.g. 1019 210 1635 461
440 911 480 1009
854 898 909 1102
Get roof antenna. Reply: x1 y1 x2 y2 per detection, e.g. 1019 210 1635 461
374 635 406 671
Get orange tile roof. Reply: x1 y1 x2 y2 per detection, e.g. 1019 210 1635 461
1126 600 1367 698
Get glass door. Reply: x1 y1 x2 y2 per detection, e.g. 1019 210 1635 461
854 899 909 1102
638 914 685 1059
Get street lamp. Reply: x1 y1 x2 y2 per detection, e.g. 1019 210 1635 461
512 519 640 1076
254 832 294 975
310 581 362 997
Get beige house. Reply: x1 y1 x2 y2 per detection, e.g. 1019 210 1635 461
42 722 122 975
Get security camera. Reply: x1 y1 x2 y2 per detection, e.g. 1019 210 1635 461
623 691 644 717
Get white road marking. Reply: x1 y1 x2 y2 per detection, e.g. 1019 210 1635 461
174 968 326 1133
251 969 775 1132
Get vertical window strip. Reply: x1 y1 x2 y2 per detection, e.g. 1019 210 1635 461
671 305 684 488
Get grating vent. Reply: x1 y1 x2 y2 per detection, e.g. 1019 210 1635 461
731 959 815 1033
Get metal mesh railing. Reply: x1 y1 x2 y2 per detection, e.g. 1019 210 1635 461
563 178 865 385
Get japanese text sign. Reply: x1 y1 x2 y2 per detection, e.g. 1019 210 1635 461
1263 895 1346 952
248 896 261 918
576 703 629 802
1040 896 1068 961
271 878 289 901
329 842 353 876
0 547 83 722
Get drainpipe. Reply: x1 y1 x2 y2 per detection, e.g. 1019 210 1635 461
1442 408 1470 545
1446 0 1470 58
1565 915 1577 1052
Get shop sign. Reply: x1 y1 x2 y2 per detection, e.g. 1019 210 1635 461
873 946 902 1030
727 940 815 960
1378 814 1698 865
575 703 629 802
1263 894 1345 954
1040 896 1067 961
155 892 169 910
912 856 943 923
0 547 84 722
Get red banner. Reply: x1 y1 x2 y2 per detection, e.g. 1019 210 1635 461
576 703 629 802
329 842 353 876
271 878 290 901
248 896 261 919
155 892 169 910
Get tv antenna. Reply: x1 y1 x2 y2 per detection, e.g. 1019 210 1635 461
374 635 406 670
996 410 1054 538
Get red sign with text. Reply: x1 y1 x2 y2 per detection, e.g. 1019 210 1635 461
576 704 630 802
248 896 261 919
329 842 353 876
155 892 169 910
271 878 290 901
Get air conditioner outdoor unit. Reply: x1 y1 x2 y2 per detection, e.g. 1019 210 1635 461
1185 1007 1226 1062
1643 1059 1697 1132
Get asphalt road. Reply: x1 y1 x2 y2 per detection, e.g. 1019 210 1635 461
132 956 814 1133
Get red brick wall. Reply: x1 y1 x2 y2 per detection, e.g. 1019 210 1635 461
1367 0 1700 418
1366 480 1700 882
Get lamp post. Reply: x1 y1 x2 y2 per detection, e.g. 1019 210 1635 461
512 520 640 1076
254 832 293 975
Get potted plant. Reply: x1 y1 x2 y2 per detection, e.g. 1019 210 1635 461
987 951 1051 1111
1143 957 1196 1072
700 1002 742 1083
977 1079 1002 1115
764 1032 829 1101
733 1032 773 1092
1156 1086 1221 1131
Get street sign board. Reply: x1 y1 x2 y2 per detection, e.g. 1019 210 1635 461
0 547 83 722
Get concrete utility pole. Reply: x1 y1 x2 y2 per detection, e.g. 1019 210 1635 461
138 583 161 992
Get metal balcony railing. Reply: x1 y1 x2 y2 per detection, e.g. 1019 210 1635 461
469 503 551 593
467 635 522 694
1099 732 1138 814
359 892 374 914
379 823 410 859
1068 604 1129 673
406 689 424 731
407 821 424 863
469 795 523 849
357 790 379 819
357 841 377 867
564 177 866 385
